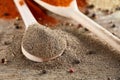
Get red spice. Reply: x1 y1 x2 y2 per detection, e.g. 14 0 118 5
0 0 57 26
42 0 73 7
42 0 87 8
77 0 87 12
0 0 87 26
19 0 24 6
0 0 20 19
42 0 87 12
25 0 58 26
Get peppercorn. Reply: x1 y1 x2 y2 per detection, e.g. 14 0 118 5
3 13 10 16
90 13 96 19
116 7 120 10
84 10 89 15
68 68 75 73
15 25 21 29
42 70 47 74
111 24 116 28
72 59 80 64
1 58 8 64
84 28 89 31
86 50 96 55
87 4 94 9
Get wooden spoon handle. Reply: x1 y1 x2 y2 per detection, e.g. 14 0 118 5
14 0 37 29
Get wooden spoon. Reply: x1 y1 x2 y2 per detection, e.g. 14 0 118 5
14 0 66 62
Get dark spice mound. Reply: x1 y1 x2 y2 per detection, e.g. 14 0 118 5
22 24 66 61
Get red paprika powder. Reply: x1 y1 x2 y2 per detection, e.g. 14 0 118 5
42 0 87 12
77 0 87 12
42 0 87 7
0 0 87 26
42 0 73 7
0 0 19 19
25 0 57 26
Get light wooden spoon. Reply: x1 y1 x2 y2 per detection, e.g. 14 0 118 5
14 0 66 62
34 0 120 52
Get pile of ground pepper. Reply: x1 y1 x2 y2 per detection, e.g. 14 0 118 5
22 24 66 61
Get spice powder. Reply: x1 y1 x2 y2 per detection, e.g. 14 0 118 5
0 0 87 25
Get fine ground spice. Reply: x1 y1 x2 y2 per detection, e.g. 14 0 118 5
42 0 73 7
19 0 24 6
42 0 87 8
42 0 87 12
0 0 87 26
22 24 66 61
77 0 87 12
0 0 20 19
0 0 57 26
